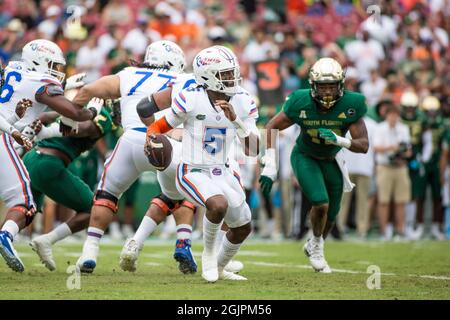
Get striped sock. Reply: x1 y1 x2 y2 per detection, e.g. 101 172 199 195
218 235 242 269
86 227 104 244
177 224 192 240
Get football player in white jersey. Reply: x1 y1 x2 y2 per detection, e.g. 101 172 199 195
0 39 103 272
118 72 247 275
145 46 260 282
73 40 198 273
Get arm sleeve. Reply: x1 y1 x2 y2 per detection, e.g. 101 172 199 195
36 123 62 141
0 114 17 135
165 90 190 128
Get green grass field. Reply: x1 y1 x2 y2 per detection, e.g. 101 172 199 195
1 239 450 299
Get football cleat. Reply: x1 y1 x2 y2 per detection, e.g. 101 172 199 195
201 251 218 283
174 239 197 273
0 231 25 272
119 238 142 272
173 239 197 274
224 260 244 273
77 241 99 273
30 235 56 271
319 262 332 274
303 238 327 271
219 269 247 281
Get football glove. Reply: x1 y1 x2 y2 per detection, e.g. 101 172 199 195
65 72 86 91
259 148 277 197
318 128 351 148
86 97 104 119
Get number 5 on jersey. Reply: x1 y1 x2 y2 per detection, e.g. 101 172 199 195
204 127 227 154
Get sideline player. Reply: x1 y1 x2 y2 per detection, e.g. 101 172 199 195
259 58 368 273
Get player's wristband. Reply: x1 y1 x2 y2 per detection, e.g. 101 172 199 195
88 107 98 120
232 117 250 139
335 135 352 149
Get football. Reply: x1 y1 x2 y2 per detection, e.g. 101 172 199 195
145 134 173 171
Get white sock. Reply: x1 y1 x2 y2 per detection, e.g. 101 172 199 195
312 236 323 243
176 224 192 240
432 223 441 232
86 227 104 244
110 222 121 233
218 235 242 269
203 215 222 255
405 202 416 227
133 216 157 246
1 220 20 239
46 223 72 244
215 229 227 253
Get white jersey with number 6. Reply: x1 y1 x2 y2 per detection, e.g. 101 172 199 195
0 61 62 131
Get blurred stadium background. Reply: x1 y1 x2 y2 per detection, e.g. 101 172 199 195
0 0 449 244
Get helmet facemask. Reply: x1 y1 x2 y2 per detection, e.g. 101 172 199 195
311 80 344 109
214 67 241 96
48 61 66 82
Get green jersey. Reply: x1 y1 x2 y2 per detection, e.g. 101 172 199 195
36 108 113 161
401 111 425 156
423 115 445 163
283 89 367 158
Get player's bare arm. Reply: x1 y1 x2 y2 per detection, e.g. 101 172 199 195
265 111 295 149
137 87 173 126
35 85 97 121
347 118 369 153
72 75 121 107
215 99 260 156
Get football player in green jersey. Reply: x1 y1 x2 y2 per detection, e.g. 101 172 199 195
412 96 446 240
399 91 426 238
259 58 369 272
25 98 115 271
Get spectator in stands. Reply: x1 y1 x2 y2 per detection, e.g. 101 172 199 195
37 4 61 40
361 69 388 108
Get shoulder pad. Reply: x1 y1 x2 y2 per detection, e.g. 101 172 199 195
37 84 64 96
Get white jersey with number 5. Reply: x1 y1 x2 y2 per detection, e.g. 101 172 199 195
0 61 62 131
165 85 259 167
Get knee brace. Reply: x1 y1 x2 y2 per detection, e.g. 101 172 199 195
9 205 36 227
151 193 179 215
180 200 196 211
94 190 119 213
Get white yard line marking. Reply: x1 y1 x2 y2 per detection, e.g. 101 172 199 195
247 261 450 281
144 262 162 266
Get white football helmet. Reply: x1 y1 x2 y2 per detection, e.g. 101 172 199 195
400 91 419 108
193 45 241 96
144 40 186 73
22 39 66 82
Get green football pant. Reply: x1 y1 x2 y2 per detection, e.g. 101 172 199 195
291 147 343 222
23 149 94 213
